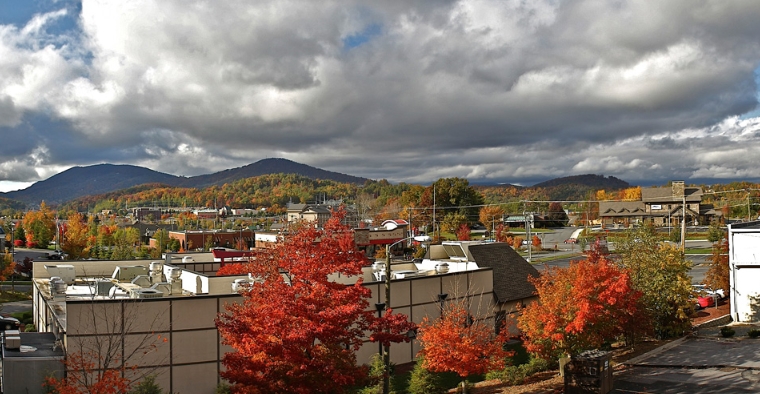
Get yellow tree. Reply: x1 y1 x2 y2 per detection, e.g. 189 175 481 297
63 213 91 260
22 201 55 248
479 205 505 233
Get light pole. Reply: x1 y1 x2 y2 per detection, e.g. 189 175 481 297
381 234 431 394
10 222 15 263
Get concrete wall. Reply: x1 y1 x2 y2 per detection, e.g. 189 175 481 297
35 263 496 393
729 225 760 322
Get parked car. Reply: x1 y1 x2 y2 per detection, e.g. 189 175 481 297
0 316 21 331
692 284 725 300
697 295 716 309
564 238 578 244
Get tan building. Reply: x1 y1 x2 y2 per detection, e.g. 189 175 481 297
32 242 536 393
599 181 721 227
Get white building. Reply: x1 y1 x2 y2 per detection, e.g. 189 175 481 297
31 242 537 393
728 221 760 322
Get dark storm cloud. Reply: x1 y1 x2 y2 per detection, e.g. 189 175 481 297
1 0 760 190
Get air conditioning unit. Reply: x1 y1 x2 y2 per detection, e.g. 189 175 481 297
45 265 76 284
130 288 163 299
95 279 115 296
131 275 152 288
112 266 148 282
150 282 172 296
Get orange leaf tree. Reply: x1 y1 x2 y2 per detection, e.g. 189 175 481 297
44 352 131 394
418 300 512 391
456 223 471 241
518 245 641 360
63 212 91 260
216 209 415 394
705 238 729 297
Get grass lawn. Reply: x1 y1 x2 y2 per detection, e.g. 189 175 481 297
0 290 32 302
686 248 713 254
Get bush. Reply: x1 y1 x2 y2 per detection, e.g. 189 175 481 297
485 356 550 386
356 354 385 394
720 326 735 338
407 356 445 394
128 375 164 394
747 329 760 338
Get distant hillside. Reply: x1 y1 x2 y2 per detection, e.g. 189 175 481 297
2 164 182 206
532 174 630 189
1 158 371 207
182 158 369 188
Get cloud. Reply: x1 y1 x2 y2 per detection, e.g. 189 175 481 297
1 0 760 187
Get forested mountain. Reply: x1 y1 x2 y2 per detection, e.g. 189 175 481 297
3 164 181 206
0 158 369 207
180 158 368 188
532 174 629 189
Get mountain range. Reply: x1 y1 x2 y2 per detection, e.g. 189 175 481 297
0 158 630 207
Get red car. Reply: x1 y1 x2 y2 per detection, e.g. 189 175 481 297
697 295 716 308
564 238 578 244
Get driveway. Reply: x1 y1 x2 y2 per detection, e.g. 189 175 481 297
615 334 760 393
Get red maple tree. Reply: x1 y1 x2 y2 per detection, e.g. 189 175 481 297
456 224 471 241
518 245 641 360
44 351 131 394
216 209 415 394
418 300 513 392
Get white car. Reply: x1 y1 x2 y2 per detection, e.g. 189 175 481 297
692 284 725 300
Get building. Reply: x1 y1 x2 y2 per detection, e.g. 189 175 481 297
164 229 255 251
131 207 163 222
32 241 536 393
599 181 720 227
727 221 760 323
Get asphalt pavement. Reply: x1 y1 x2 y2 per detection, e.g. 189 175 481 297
614 324 760 393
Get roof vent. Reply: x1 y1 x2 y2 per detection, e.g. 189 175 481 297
130 288 163 299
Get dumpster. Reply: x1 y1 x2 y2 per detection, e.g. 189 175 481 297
564 350 613 394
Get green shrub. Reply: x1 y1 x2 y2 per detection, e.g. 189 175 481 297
407 356 445 394
720 326 735 338
485 356 550 386
128 375 164 394
215 382 231 394
747 329 760 338
356 354 385 394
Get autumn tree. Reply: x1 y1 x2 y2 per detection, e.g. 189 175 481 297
705 238 729 295
22 201 56 248
456 224 471 241
216 210 415 394
479 205 504 232
63 212 91 260
546 202 568 227
615 226 694 338
418 300 512 393
494 224 510 243
531 235 542 250
518 245 641 360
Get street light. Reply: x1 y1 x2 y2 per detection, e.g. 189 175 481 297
380 234 431 394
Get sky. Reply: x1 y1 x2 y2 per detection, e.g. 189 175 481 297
1 1 760 193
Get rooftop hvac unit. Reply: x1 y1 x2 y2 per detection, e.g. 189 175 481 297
50 277 67 299
168 267 182 280
149 261 165 283
45 265 76 284
112 266 148 282
130 288 163 299
95 279 115 296
131 275 152 288
182 256 194 263
150 282 172 296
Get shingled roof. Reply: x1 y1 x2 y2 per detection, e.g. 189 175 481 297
468 243 539 304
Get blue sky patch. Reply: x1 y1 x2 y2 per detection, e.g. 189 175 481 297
343 23 382 49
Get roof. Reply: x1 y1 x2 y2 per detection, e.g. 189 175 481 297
468 243 539 303
598 201 646 217
641 186 703 202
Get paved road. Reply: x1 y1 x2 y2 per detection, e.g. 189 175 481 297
613 336 760 393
